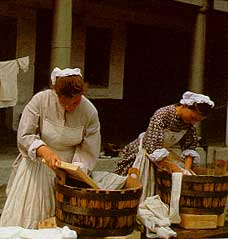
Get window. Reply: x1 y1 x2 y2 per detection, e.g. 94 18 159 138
84 26 111 88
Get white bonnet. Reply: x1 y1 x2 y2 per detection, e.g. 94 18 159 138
180 91 215 108
51 67 82 85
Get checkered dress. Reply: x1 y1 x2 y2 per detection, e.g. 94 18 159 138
115 104 198 175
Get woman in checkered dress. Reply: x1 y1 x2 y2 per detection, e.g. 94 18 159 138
115 91 214 176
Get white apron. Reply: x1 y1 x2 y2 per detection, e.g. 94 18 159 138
132 129 186 202
0 119 83 229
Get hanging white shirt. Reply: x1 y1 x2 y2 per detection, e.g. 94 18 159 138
0 56 29 108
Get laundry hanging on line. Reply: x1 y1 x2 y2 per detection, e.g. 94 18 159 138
0 56 29 108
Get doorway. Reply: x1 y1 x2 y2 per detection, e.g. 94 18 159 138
122 23 192 140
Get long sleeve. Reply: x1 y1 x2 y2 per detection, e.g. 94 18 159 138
179 126 201 163
179 126 198 151
72 110 101 171
17 92 46 160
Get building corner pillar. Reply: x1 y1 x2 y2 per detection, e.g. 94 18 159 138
50 0 72 72
189 0 210 93
189 0 209 136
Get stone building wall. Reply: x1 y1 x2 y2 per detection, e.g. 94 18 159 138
0 2 36 131
0 2 36 215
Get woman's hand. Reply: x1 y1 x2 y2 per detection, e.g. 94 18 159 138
184 156 193 171
37 145 61 170
155 157 183 173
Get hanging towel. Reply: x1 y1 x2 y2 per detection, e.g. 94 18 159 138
169 172 183 224
0 56 29 108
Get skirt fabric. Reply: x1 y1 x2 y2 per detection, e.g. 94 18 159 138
0 157 55 229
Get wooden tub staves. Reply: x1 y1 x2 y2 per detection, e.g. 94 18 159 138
55 168 142 237
155 165 228 229
155 166 228 215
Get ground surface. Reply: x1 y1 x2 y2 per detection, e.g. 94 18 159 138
0 143 18 214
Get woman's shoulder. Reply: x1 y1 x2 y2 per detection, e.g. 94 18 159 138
155 104 176 115
32 89 53 98
31 89 57 102
149 104 177 127
27 89 55 107
80 95 98 114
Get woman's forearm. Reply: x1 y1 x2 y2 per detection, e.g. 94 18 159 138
185 156 193 170
37 145 61 169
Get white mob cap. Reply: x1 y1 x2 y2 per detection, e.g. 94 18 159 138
51 67 82 85
180 91 215 108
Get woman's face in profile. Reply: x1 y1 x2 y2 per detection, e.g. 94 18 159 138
180 106 206 125
58 94 82 112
